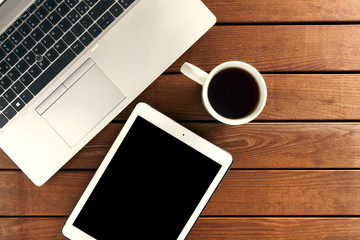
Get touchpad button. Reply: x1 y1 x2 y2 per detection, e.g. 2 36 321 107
42 63 125 147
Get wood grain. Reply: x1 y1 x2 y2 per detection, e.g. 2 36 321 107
188 217 360 239
2 123 360 169
1 217 359 240
0 171 92 216
203 0 360 23
169 25 360 72
113 74 360 121
0 218 66 240
0 171 359 216
204 170 360 216
50 122 360 169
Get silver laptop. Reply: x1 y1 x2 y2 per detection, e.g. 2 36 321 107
0 0 216 186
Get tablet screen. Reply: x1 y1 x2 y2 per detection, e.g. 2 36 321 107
73 116 221 239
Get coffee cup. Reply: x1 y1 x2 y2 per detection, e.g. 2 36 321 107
180 61 267 125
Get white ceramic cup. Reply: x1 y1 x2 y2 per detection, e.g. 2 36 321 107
180 61 267 125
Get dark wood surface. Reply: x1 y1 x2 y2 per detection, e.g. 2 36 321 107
1 0 360 239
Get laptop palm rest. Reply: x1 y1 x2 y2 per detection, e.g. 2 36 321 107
38 59 125 147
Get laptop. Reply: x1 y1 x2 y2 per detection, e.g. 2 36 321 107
0 0 216 186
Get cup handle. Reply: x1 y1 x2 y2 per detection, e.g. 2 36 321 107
180 62 209 86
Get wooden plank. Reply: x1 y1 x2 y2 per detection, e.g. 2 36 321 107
0 217 359 240
0 171 93 216
188 217 360 239
63 123 360 169
203 0 360 23
0 218 66 240
0 170 359 216
1 123 360 169
204 170 360 216
113 74 360 121
168 25 360 72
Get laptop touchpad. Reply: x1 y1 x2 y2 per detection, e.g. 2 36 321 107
42 61 125 147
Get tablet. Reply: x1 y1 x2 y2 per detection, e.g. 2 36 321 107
62 102 233 240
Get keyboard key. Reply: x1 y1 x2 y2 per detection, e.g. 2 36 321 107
20 73 34 86
63 31 76 45
85 0 98 7
39 19 53 33
48 11 62 25
31 27 44 41
45 48 59 61
0 32 7 42
56 2 70 17
79 32 93 46
25 51 36 65
20 11 30 21
3 106 16 120
27 14 40 28
89 0 114 20
11 98 25 112
13 18 23 28
54 39 67 53
19 22 32 37
27 4 37 14
7 68 21 81
119 0 135 9
9 31 24 45
0 97 8 111
110 3 123 17
33 43 46 55
23 36 36 50
35 6 49 20
11 81 25 94
0 114 8 128
59 18 72 32
76 1 90 15
29 48 76 95
71 40 85 54
44 0 58 11
88 23 102 38
16 59 30 74
20 89 34 103
2 39 15 53
37 56 51 70
3 89 16 103
0 61 10 75
99 14 114 30
35 0 45 6
50 26 63 40
5 53 19 66
6 26 15 35
71 23 85 37
65 0 79 8
41 34 55 48
28 64 42 78
14 44 27 58
80 14 94 28
67 9 81 24
97 12 111 26
0 75 11 89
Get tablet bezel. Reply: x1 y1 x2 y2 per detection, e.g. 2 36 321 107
62 102 233 240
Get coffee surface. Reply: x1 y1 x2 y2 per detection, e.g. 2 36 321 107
207 68 260 119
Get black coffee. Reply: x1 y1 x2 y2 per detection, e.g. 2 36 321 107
207 68 260 119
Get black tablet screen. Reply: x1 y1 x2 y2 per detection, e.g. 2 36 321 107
73 116 221 239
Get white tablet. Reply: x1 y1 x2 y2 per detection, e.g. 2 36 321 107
62 102 233 240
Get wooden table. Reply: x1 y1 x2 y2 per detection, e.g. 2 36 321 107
1 0 360 239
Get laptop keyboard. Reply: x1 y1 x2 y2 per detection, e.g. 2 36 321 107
0 0 135 128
